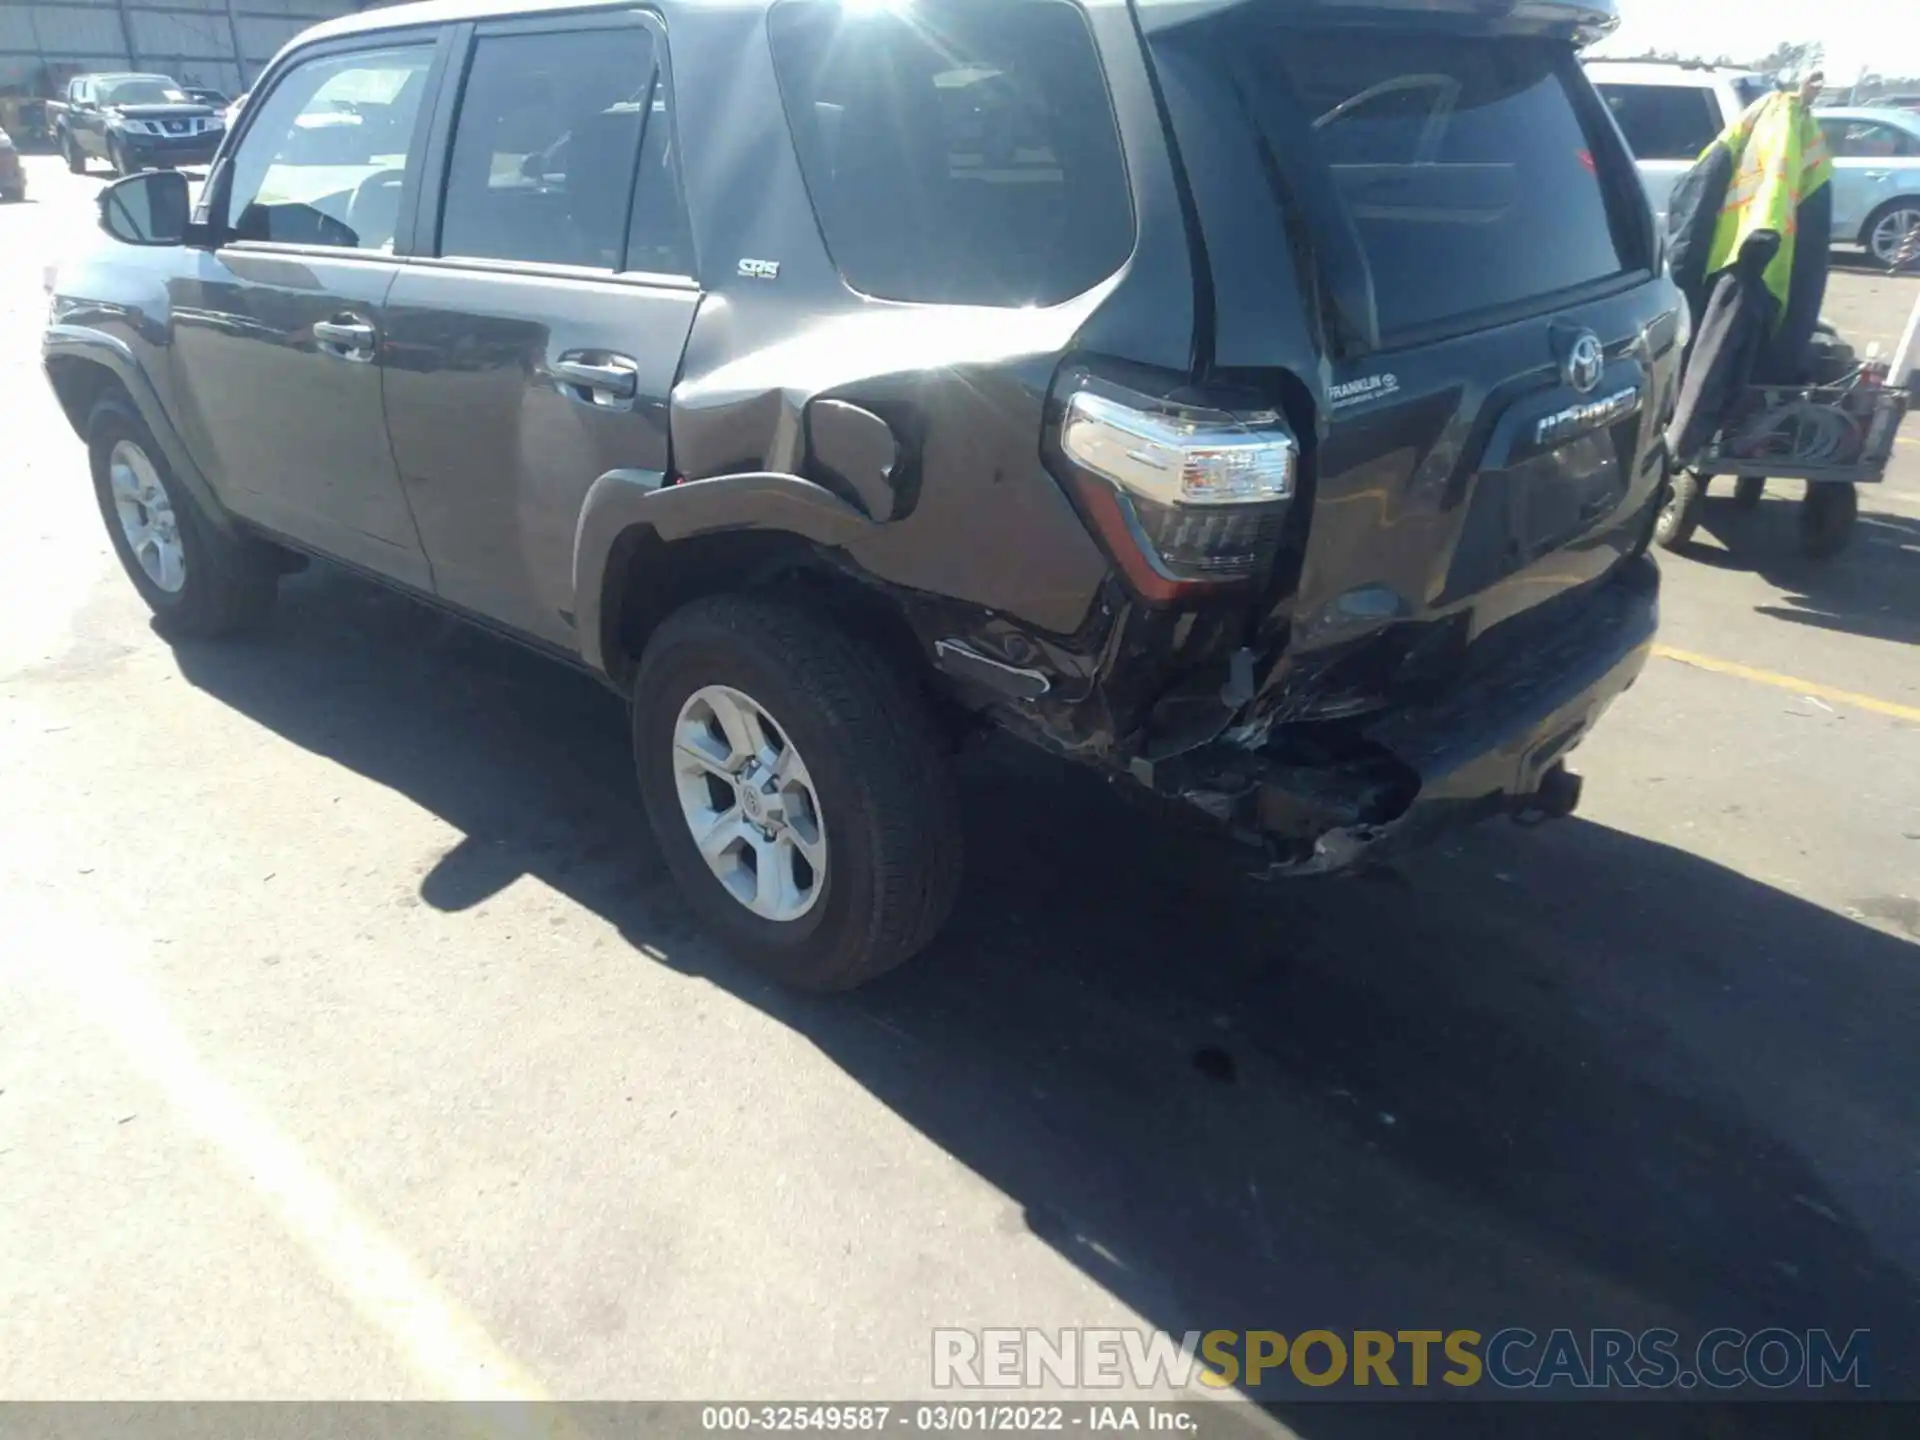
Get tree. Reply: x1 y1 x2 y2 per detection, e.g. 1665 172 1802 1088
1748 40 1825 78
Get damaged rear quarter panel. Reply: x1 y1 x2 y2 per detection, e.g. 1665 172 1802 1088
647 0 1213 745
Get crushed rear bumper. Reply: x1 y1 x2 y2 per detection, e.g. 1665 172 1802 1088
1133 555 1660 873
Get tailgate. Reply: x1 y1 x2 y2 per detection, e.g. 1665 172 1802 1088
1133 0 1681 717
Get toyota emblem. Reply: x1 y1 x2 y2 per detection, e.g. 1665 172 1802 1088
1562 331 1605 395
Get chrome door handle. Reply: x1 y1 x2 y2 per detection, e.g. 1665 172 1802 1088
552 354 639 403
313 317 376 361
1863 170 1892 181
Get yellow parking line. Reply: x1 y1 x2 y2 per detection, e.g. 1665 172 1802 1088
1653 645 1920 723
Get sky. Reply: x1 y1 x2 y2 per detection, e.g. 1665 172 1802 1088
1591 0 1920 81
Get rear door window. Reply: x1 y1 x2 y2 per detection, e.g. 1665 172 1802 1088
768 0 1133 307
1595 83 1723 160
1203 22 1637 343
437 24 689 274
1822 119 1920 159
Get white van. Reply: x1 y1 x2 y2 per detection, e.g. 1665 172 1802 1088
1584 59 1772 223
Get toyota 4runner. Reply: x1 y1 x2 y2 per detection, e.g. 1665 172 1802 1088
46 0 1677 989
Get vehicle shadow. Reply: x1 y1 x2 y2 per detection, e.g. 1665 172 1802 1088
170 566 1920 1434
1688 492 1920 647
1828 249 1890 276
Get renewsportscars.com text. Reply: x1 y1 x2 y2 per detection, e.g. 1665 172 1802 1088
932 1327 1872 1392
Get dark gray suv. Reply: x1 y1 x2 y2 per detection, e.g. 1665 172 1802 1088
46 0 1675 989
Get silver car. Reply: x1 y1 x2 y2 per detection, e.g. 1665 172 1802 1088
1815 106 1920 266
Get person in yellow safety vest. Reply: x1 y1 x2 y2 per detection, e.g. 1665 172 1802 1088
1665 72 1836 464
1701 73 1834 320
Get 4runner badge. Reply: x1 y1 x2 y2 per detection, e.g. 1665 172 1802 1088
1329 373 1400 410
737 258 781 280
1534 386 1641 448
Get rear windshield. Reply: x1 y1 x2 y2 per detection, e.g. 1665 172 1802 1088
1172 19 1638 344
768 0 1134 307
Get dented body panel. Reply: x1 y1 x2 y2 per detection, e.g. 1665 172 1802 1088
44 0 1667 871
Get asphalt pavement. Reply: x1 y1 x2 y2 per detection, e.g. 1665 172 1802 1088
2 155 1917 1433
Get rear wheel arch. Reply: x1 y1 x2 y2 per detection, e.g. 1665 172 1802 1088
599 524 938 717
573 467 879 684
600 524 813 688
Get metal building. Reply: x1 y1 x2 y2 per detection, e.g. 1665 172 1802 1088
0 1 390 99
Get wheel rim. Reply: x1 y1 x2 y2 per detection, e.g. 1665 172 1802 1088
1870 207 1920 266
108 439 187 593
672 685 827 923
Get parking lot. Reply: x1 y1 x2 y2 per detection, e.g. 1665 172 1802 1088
2 151 1918 1425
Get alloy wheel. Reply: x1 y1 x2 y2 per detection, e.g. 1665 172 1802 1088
108 439 187 593
671 684 827 922
1870 206 1920 269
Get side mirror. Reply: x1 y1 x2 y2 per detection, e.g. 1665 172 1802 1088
99 169 191 246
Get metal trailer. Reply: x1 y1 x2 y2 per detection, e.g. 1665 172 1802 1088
1657 287 1920 559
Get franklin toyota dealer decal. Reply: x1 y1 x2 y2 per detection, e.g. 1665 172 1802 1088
1329 373 1400 410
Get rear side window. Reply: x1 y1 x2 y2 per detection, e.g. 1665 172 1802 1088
1238 26 1636 341
439 25 690 274
768 0 1133 307
1595 83 1722 161
1821 119 1920 159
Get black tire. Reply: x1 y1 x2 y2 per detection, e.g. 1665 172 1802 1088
62 133 85 174
87 394 279 636
1655 467 1708 551
1800 483 1857 560
633 594 963 991
1733 476 1766 509
107 136 130 177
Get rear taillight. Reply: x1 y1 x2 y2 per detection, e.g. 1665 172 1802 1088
1055 379 1297 602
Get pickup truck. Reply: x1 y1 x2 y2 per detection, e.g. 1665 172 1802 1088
51 72 226 177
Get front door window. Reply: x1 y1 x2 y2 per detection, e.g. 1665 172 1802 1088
225 45 435 252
